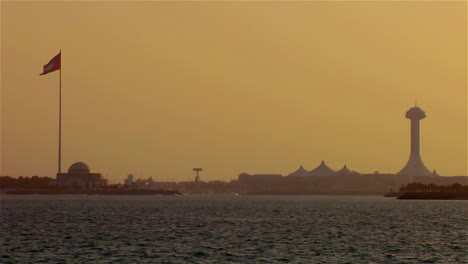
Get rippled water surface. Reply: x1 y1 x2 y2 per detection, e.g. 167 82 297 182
1 195 467 263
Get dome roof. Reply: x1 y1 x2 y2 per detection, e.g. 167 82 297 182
68 162 91 174
288 165 309 177
308 161 336 177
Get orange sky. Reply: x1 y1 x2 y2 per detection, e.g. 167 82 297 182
1 1 467 182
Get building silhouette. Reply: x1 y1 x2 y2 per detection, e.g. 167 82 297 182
287 165 309 177
397 106 432 176
54 162 107 190
335 165 355 176
308 161 336 176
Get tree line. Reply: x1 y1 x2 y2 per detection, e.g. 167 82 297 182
399 182 468 193
0 176 52 189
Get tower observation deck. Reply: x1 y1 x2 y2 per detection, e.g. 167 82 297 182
397 106 432 176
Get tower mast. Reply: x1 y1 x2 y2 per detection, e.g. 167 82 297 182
58 49 62 174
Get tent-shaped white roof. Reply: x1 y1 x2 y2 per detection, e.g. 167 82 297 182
308 161 336 176
431 170 440 177
335 165 354 175
288 165 309 177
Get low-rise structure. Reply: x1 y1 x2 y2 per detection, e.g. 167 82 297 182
53 162 107 190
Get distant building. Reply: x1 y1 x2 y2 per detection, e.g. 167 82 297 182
308 161 336 176
287 165 309 177
287 162 360 177
397 106 433 176
54 162 107 190
334 165 358 176
124 174 134 186
234 106 459 194
238 173 283 182
134 176 155 188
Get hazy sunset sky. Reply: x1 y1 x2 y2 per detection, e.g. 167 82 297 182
1 1 466 182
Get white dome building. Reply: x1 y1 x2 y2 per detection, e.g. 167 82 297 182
68 162 91 174
55 162 107 190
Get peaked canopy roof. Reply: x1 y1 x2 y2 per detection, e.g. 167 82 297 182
288 165 309 177
335 165 354 175
308 161 336 176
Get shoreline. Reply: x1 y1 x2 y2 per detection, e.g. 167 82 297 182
397 192 468 200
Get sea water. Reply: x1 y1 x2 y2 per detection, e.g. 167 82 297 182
1 195 467 263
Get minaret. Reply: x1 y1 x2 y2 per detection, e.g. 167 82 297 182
397 106 432 176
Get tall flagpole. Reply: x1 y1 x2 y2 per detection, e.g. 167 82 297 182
58 49 62 174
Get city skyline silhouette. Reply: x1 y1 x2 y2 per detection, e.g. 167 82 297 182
1 1 466 182
1 2 467 263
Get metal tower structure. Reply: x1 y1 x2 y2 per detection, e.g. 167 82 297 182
193 168 203 182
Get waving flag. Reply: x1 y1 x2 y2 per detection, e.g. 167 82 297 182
39 50 63 174
40 52 61 75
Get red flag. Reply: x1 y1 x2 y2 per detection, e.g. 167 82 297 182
40 52 61 75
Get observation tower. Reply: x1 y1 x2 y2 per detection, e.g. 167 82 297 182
397 106 432 176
